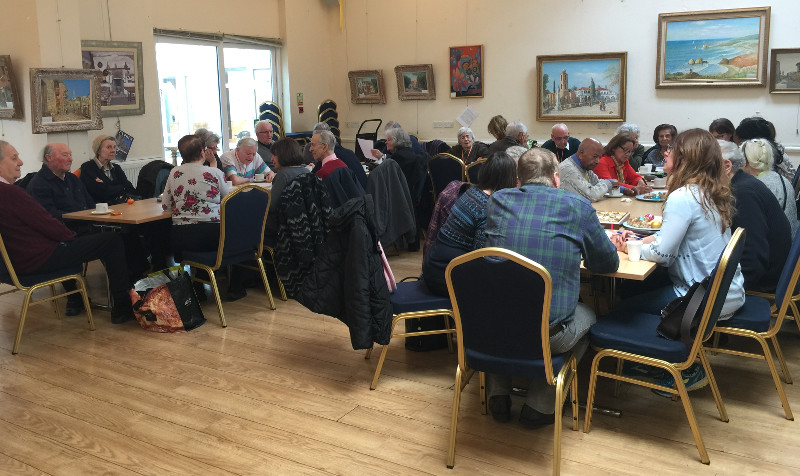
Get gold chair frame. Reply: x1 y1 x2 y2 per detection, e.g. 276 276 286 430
584 228 745 465
427 153 466 203
182 185 276 327
444 248 578 475
0 233 94 354
704 237 800 420
465 157 487 183
262 245 288 301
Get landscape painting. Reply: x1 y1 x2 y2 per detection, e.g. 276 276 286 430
537 52 626 122
656 7 770 88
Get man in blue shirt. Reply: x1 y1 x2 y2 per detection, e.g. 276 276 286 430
484 148 619 428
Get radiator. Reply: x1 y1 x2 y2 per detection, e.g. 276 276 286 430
117 158 162 186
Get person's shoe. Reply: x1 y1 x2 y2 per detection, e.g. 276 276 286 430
110 304 136 324
65 295 84 317
519 404 555 430
488 395 512 423
225 287 247 302
652 363 708 398
621 361 668 384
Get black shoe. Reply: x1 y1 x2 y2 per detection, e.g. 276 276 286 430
519 404 555 430
111 305 135 324
225 287 247 302
488 395 512 423
65 295 84 317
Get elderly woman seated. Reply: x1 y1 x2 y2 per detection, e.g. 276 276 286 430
594 132 652 196
741 138 798 238
194 128 221 170
614 123 646 171
643 123 677 169
220 137 274 186
79 134 139 205
448 127 489 165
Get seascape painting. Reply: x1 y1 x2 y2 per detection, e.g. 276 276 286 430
656 8 770 88
536 52 626 122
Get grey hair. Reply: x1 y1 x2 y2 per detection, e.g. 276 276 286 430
615 122 641 137
43 144 53 162
386 127 412 149
194 128 219 147
456 127 474 142
255 120 273 132
718 139 745 173
384 120 401 131
0 140 9 161
505 145 527 163
237 137 258 149
741 138 774 172
317 130 337 151
505 121 527 138
313 122 331 133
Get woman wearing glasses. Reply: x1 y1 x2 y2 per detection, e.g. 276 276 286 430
594 132 652 196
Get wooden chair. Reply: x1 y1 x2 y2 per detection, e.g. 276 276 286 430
181 185 276 327
445 248 578 475
0 232 94 354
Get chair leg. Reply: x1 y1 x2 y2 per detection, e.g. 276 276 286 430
364 346 373 360
206 269 226 328
583 353 602 433
698 350 728 422
446 365 464 469
49 284 62 320
12 290 35 354
370 344 391 390
613 357 623 397
256 259 276 310
570 356 579 432
672 366 710 464
770 335 793 384
754 335 794 420
77 278 95 332
479 371 487 415
443 314 454 353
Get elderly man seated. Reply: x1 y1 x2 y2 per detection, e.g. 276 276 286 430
304 122 367 187
557 138 612 202
0 140 135 323
488 121 528 155
484 148 619 428
220 137 274 185
26 142 95 221
540 123 581 162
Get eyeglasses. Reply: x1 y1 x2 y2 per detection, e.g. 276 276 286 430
553 135 569 141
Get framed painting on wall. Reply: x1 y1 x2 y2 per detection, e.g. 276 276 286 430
394 64 435 100
656 7 770 88
536 52 627 122
348 70 386 104
0 55 23 119
770 48 800 94
449 45 483 98
30 68 103 134
81 40 145 116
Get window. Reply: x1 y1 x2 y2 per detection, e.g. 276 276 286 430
155 31 281 154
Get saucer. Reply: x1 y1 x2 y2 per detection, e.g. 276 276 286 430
91 209 114 215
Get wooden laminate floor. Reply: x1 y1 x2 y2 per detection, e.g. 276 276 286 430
1 253 799 475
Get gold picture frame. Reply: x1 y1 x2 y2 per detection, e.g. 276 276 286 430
656 7 771 88
770 48 800 94
30 68 103 134
81 40 145 116
348 70 386 104
394 64 435 100
537 52 627 122
0 55 23 120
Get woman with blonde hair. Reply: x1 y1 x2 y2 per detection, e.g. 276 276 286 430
741 138 798 237
609 128 745 395
79 134 139 204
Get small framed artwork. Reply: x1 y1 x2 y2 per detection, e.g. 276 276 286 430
536 52 627 122
394 64 435 100
656 7 771 88
348 70 386 104
0 55 23 119
30 68 103 134
81 40 145 116
770 48 800 94
449 45 483 98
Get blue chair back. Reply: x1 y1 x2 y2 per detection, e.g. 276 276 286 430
216 185 270 267
466 158 486 184
446 248 558 381
775 229 800 309
428 153 466 201
698 228 746 343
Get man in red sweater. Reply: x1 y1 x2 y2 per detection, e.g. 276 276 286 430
309 130 346 180
0 140 135 323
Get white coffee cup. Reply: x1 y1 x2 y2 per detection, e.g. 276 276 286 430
627 240 642 262
654 176 667 188
95 202 109 213
638 164 653 174
254 173 265 182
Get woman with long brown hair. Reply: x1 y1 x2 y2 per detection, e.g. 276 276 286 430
609 128 745 395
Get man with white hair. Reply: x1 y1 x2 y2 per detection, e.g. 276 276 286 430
254 120 276 170
487 121 528 155
540 123 581 162
720 139 790 292
219 137 273 186
309 130 348 180
304 122 367 187
26 142 95 221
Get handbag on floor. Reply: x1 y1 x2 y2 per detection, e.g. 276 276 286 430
657 276 709 348
131 270 205 333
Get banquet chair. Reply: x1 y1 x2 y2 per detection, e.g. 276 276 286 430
704 229 800 420
181 185 276 327
465 157 486 184
0 232 94 354
445 248 578 475
428 153 466 203
585 228 746 465
745 232 800 336
366 277 454 390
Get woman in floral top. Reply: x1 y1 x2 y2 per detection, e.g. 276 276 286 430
162 134 231 254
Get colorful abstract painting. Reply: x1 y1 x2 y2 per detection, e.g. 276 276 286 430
449 45 483 98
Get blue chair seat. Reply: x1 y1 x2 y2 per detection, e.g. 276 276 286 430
390 280 451 314
590 311 691 362
717 294 771 333
466 349 568 379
